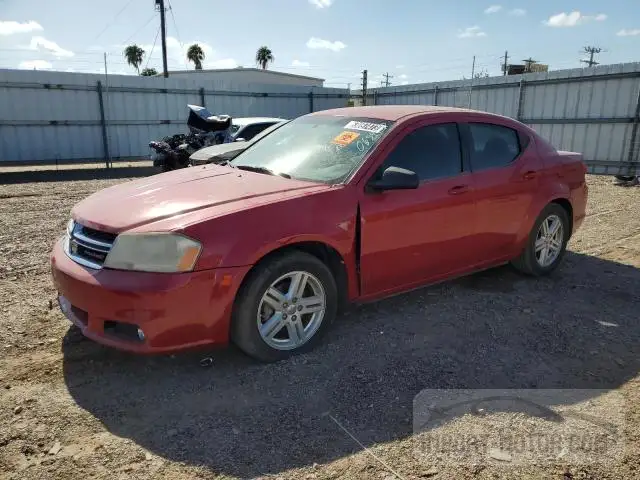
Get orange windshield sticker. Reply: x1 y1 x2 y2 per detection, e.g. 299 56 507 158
332 131 360 146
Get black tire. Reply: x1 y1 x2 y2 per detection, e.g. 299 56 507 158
231 251 338 362
511 203 570 276
615 175 636 182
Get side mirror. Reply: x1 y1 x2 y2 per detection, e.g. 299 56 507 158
367 166 419 192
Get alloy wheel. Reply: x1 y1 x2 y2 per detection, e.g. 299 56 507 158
534 214 564 267
256 271 326 350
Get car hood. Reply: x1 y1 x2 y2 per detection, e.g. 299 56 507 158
190 143 247 163
72 165 330 233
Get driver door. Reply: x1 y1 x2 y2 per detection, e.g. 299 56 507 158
358 121 478 298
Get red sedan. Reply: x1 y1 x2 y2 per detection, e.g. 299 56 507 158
50 106 588 362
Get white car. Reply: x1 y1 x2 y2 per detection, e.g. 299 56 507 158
229 117 288 142
190 120 288 166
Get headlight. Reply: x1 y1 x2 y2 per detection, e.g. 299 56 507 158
104 233 202 273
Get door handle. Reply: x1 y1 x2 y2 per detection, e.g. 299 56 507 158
523 171 537 180
448 185 469 195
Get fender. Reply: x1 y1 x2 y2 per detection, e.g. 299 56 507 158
514 178 571 247
239 232 360 301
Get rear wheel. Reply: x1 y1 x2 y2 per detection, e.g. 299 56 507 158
511 203 570 276
231 251 337 362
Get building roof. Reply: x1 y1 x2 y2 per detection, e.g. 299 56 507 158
311 105 479 121
161 67 324 82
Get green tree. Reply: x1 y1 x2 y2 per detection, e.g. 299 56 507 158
187 43 205 70
255 46 274 70
140 67 158 76
123 44 145 74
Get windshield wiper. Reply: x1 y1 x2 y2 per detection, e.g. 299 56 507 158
234 165 291 179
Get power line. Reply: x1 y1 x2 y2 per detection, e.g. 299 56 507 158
92 0 136 43
122 13 157 46
382 72 393 87
166 0 188 69
146 26 161 69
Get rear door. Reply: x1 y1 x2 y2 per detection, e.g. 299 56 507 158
358 120 478 297
460 121 542 261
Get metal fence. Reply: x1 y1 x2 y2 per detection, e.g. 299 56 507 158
0 69 349 164
364 62 640 176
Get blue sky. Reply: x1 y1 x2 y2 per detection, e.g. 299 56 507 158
0 0 639 87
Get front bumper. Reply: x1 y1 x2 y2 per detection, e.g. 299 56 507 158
50 238 250 354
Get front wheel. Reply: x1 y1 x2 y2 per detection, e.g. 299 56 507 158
511 203 570 276
231 252 338 362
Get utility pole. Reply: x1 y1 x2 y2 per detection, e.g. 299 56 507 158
361 69 368 106
522 57 537 73
155 0 169 77
502 50 509 76
468 55 476 108
382 72 393 87
103 52 112 168
581 46 602 67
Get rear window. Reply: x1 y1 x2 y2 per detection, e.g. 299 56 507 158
468 123 521 171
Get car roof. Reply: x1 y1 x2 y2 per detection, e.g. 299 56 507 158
232 117 287 126
310 105 504 122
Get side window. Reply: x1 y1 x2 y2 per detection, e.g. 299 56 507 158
380 123 462 181
468 123 520 171
238 123 269 140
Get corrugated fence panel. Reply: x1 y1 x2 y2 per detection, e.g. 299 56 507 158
0 68 348 162
367 62 640 175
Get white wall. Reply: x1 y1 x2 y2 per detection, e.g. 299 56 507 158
0 69 347 163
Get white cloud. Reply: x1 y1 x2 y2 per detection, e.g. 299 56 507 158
398 73 408 79
28 36 74 57
395 64 405 69
509 8 527 16
544 11 608 27
291 59 310 67
306 37 346 51
401 80 409 85
617 28 640 36
484 5 502 14
0 20 43 36
18 59 52 70
309 0 333 8
457 26 487 38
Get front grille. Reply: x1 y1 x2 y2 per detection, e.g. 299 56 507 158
66 221 116 269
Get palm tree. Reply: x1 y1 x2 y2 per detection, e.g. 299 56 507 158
255 46 274 70
140 67 158 76
123 44 145 74
187 43 205 70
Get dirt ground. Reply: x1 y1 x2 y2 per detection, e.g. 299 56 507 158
0 174 638 480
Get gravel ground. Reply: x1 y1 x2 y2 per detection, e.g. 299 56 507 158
0 174 638 480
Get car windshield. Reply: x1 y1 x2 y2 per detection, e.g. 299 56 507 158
229 116 394 184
